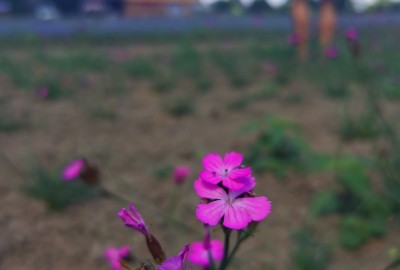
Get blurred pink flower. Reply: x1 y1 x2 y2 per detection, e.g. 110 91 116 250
188 239 223 267
194 178 271 230
325 47 338 59
288 33 300 46
118 203 150 237
173 166 191 184
345 28 358 42
199 152 252 191
36 87 49 99
104 246 131 270
62 159 85 181
157 244 190 270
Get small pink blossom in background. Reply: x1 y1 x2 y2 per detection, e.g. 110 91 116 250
173 166 191 184
104 246 131 270
199 152 252 191
345 28 358 42
118 203 150 237
325 47 338 59
62 159 85 181
36 87 49 99
194 177 271 230
188 239 223 267
157 244 190 270
288 33 300 46
263 60 279 77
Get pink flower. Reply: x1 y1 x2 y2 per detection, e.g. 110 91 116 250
118 203 150 237
194 178 271 230
325 47 338 59
62 159 86 181
188 239 223 267
288 33 300 46
199 152 252 191
345 28 358 42
173 166 191 185
104 246 131 270
157 244 190 270
36 87 49 99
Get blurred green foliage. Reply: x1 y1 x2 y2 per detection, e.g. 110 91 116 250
291 227 331 270
243 116 310 178
25 163 98 210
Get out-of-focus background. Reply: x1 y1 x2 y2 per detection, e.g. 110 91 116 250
1 1 400 270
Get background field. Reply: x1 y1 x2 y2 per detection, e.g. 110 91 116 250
1 27 400 270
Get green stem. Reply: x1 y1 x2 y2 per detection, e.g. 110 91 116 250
219 229 232 270
225 230 245 266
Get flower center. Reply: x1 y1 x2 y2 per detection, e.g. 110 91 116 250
223 168 229 177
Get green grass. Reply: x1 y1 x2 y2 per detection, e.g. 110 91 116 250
24 163 99 210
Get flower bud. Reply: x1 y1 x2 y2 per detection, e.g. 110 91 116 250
146 233 167 265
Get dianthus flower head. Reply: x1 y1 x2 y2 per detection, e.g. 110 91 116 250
288 33 300 46
157 244 190 270
118 203 150 237
325 47 338 59
345 28 358 42
104 246 131 270
194 177 271 230
36 86 49 99
188 239 223 267
173 165 191 185
62 159 86 181
200 152 252 191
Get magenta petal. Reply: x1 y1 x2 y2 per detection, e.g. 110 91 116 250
210 240 224 261
234 197 271 221
223 205 251 230
157 244 190 270
200 170 222 185
196 201 226 226
202 153 224 171
62 159 85 181
228 177 256 197
229 167 252 180
188 240 223 267
222 177 247 191
118 246 130 257
157 255 182 270
194 179 228 200
188 242 208 266
223 152 243 168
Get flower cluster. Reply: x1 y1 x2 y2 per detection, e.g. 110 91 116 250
195 152 271 230
114 152 271 269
